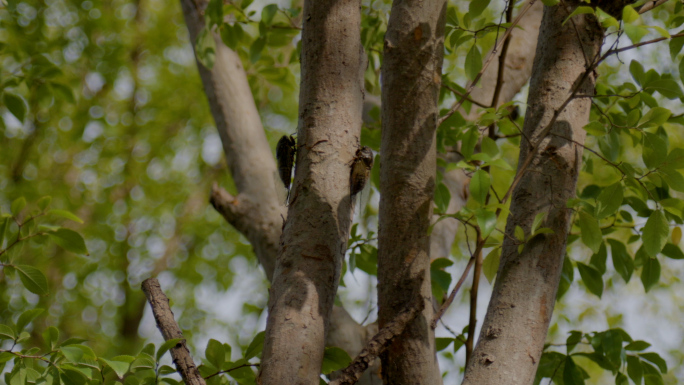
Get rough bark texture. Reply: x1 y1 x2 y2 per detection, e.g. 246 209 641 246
142 278 206 385
377 1 446 384
180 0 283 280
258 0 364 383
462 4 603 384
430 0 543 261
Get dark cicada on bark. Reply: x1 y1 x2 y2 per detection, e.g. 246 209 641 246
350 146 374 197
276 135 297 204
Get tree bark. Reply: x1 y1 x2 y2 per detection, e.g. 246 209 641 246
179 4 378 382
180 0 283 280
142 278 206 385
462 3 603 384
258 0 365 383
377 0 447 383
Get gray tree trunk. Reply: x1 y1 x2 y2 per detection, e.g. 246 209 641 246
258 0 365 383
180 1 379 383
377 0 446 383
462 3 604 384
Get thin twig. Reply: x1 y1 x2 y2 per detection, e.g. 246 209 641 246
465 233 484 366
431 250 478 329
487 0 517 140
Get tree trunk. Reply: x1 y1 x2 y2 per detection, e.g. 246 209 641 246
180 0 284 280
377 0 446 383
258 0 365 383
462 3 603 384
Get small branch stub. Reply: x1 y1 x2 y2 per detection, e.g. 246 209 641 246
141 278 206 385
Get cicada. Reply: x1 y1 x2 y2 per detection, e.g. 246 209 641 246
350 146 374 219
350 146 373 197
275 134 297 205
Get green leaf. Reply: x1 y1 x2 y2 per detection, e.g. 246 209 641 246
640 257 660 292
577 262 603 298
514 225 525 242
43 326 59 350
625 340 651 351
622 5 639 22
37 196 52 211
48 209 83 224
531 212 546 235
659 167 684 192
434 183 451 213
11 197 26 216
0 324 15 340
627 355 643 384
321 346 351 375
607 239 634 282
645 79 683 99
482 248 500 283
435 338 453 351
157 338 183 361
564 6 595 25
465 44 482 81
48 228 88 255
250 37 266 63
562 356 585 385
475 209 496 238
195 28 216 69
639 352 667 373
595 183 623 219
642 361 664 385
0 217 8 248
468 0 491 18
49 82 75 104
590 242 607 274
261 4 278 25
469 170 490 205
642 132 668 169
205 339 225 369
642 210 668 257
244 331 265 360
3 92 27 123
630 60 645 86
579 211 602 253
638 107 671 129
15 265 49 295
16 308 43 333
100 358 131 379
566 331 582 354
661 243 684 259
481 137 499 158
602 329 623 367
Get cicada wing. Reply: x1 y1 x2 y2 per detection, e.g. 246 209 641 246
357 181 372 222
273 169 289 206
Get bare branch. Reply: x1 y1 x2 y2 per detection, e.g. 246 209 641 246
329 298 425 385
141 278 206 385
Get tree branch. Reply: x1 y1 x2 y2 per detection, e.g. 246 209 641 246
329 298 425 385
141 278 206 385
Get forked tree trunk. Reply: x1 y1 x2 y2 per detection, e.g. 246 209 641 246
258 0 365 383
462 3 603 384
377 0 447 383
